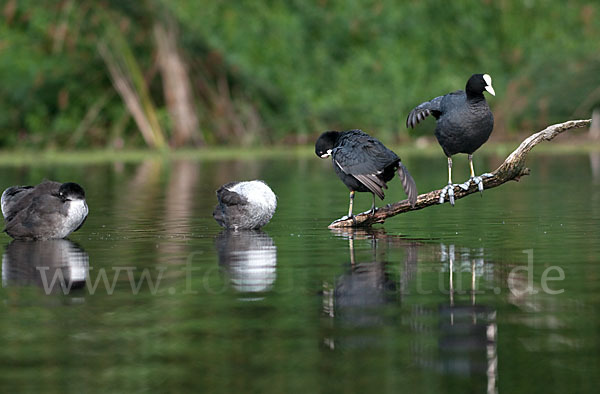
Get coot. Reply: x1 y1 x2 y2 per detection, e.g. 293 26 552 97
213 180 277 230
407 73 495 205
1 181 89 240
315 129 417 219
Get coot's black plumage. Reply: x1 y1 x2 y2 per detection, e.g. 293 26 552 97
1 181 88 240
407 73 495 205
315 129 417 218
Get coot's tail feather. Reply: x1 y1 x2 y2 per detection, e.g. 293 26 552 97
397 163 418 207
354 174 385 200
1 185 34 220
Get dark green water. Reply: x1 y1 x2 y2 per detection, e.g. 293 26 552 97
0 152 599 393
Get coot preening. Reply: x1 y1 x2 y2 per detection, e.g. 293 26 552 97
315 129 418 219
213 180 277 230
1 181 89 240
407 73 495 205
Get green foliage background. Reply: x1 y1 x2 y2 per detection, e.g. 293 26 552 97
0 0 599 148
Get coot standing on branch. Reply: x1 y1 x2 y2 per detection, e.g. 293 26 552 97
1 181 89 240
315 129 418 219
406 73 495 205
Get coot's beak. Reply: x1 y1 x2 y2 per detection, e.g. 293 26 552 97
320 149 332 158
482 74 495 96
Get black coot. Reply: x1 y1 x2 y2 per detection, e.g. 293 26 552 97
407 73 495 205
315 129 417 219
1 181 89 240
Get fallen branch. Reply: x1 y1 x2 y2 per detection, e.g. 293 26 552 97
329 119 592 228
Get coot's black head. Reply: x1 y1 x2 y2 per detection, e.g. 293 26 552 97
466 74 495 98
58 182 86 201
315 131 341 158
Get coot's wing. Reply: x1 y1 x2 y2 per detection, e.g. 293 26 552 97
216 185 248 206
2 181 62 222
397 162 418 207
332 136 396 199
1 186 34 221
406 94 445 128
3 194 54 239
439 90 470 111
24 194 67 225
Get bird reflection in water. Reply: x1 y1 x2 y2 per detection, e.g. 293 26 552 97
590 152 600 184
322 228 418 350
215 230 277 299
438 244 498 394
2 239 89 294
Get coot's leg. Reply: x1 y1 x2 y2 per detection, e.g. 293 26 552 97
357 194 378 216
439 157 455 206
333 191 357 224
347 190 355 219
461 154 493 194
367 193 377 215
458 154 475 190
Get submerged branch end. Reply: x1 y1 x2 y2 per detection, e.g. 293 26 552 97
328 119 591 229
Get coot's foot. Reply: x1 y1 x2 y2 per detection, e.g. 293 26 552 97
474 173 493 193
458 179 471 191
459 173 493 194
439 183 455 206
333 214 357 225
362 206 377 216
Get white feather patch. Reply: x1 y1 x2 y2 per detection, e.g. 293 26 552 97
67 200 88 229
229 181 277 211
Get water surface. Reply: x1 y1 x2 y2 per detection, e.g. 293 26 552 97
0 152 599 393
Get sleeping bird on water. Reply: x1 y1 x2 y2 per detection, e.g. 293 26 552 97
315 129 418 220
1 181 89 240
407 73 495 205
213 180 277 230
